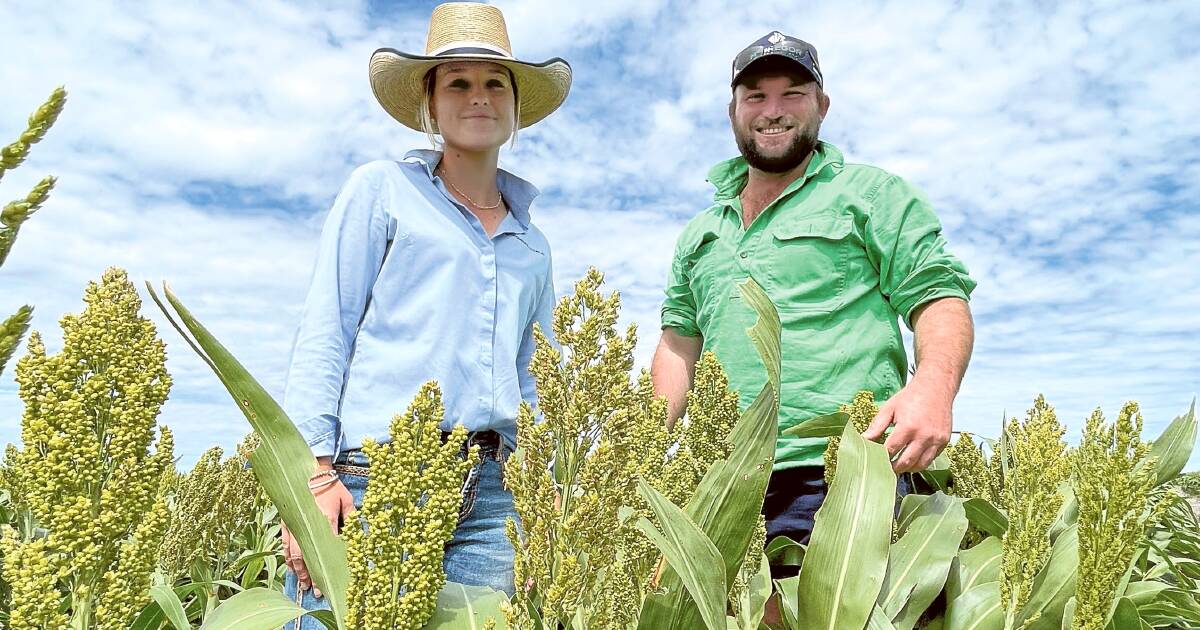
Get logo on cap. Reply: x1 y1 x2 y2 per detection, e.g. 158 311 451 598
768 31 785 45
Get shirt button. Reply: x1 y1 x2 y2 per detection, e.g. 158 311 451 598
739 252 748 259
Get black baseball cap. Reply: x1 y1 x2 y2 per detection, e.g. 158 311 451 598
731 31 823 89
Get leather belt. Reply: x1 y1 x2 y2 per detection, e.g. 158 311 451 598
443 430 506 462
333 431 506 476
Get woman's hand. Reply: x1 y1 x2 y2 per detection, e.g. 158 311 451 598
281 459 355 598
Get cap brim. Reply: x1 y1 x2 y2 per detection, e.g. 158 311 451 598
369 48 572 131
732 54 820 88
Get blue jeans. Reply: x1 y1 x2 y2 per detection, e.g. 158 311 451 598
283 450 517 630
763 465 912 580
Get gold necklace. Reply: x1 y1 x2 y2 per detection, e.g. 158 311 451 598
439 168 503 210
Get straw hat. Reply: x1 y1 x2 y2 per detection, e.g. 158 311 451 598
370 2 572 132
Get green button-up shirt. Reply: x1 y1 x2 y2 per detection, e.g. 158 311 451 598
661 142 976 469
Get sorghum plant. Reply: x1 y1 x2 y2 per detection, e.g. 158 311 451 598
947 432 1003 508
0 89 65 619
504 268 741 629
343 382 476 629
584 370 674 630
598 353 744 627
158 434 262 583
1 87 66 373
1071 402 1168 629
504 267 652 628
999 395 1070 629
726 514 767 620
0 268 174 630
823 390 878 485
657 351 742 502
149 281 517 629
947 431 1004 547
0 86 65 180
0 306 32 379
1168 471 1200 497
160 447 224 579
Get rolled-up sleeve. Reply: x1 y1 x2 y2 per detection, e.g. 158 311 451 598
283 164 390 457
865 176 977 331
660 236 701 337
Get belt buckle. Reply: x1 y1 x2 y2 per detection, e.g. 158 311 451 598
465 431 503 462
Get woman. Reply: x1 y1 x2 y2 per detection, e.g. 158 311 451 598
279 3 570 624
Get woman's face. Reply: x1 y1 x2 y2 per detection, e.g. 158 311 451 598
430 61 516 153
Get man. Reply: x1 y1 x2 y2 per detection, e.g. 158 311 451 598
651 31 976 580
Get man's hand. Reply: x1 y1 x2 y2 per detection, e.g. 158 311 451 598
863 297 973 473
282 459 354 598
862 378 953 473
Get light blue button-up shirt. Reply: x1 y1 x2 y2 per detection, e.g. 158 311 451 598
282 150 555 457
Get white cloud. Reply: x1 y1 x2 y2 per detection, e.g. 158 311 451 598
2 0 1198 470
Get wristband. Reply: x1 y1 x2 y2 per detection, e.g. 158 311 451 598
309 477 339 492
309 469 337 482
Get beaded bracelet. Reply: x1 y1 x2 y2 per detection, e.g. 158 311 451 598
309 469 337 482
308 476 340 492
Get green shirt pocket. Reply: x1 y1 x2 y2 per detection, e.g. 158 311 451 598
680 230 727 328
765 212 854 314
681 230 720 267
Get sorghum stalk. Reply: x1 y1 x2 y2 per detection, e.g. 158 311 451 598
727 514 767 617
594 359 740 629
1 175 55 228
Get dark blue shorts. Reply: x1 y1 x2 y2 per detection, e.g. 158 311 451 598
762 466 912 579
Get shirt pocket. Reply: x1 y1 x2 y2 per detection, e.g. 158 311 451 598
680 230 720 268
764 212 853 313
679 230 723 311
499 236 548 327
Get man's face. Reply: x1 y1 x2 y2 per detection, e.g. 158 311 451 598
730 71 830 173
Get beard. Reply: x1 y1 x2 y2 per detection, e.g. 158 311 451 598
734 120 820 174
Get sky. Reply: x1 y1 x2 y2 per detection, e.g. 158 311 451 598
1 0 1198 470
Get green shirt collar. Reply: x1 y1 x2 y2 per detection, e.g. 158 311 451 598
706 141 845 202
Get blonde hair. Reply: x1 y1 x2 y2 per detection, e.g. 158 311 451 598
419 66 520 150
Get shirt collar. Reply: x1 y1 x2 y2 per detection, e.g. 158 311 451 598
706 141 845 203
403 149 540 230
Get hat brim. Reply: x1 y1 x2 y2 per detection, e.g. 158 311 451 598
732 54 822 88
369 48 572 132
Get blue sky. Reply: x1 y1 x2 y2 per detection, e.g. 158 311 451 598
1 0 1198 469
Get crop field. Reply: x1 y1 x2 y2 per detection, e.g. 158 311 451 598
3 91 1200 630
